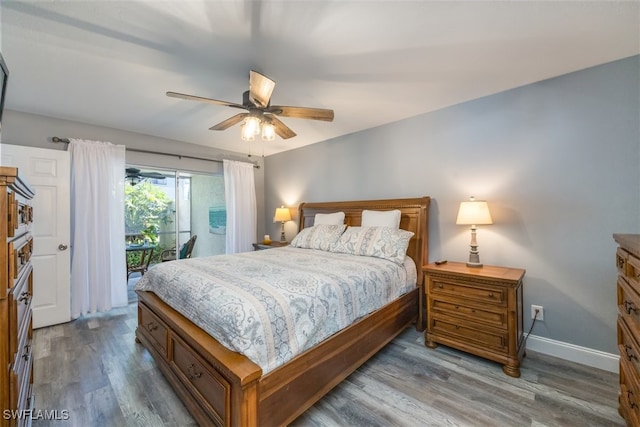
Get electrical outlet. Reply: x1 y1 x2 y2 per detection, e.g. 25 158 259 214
531 305 544 321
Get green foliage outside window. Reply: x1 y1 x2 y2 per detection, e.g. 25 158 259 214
125 181 174 264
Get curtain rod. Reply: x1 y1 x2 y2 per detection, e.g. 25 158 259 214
50 137 260 169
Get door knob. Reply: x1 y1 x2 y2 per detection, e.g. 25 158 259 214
58 244 68 251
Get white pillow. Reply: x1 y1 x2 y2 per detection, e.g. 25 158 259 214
290 224 347 251
331 226 414 265
314 212 345 225
361 209 401 229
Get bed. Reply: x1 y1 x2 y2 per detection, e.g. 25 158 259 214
135 197 430 426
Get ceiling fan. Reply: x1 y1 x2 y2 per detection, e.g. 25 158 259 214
166 70 334 141
125 168 166 186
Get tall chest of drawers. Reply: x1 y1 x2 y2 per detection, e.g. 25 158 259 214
615 233 640 426
0 167 35 427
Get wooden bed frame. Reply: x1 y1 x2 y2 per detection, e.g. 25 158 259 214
135 197 430 426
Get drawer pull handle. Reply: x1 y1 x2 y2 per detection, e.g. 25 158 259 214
146 322 158 332
471 308 476 313
438 284 443 289
455 325 460 329
487 293 494 298
629 390 638 409
617 257 625 268
455 305 459 309
22 344 31 361
625 345 638 361
625 300 639 315
19 291 31 304
187 364 202 381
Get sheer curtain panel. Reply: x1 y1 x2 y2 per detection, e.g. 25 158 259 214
223 160 257 254
69 139 127 318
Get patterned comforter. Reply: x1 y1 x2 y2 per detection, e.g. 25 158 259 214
135 246 416 373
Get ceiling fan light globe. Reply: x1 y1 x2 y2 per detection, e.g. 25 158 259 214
240 123 255 141
244 116 261 136
262 123 276 141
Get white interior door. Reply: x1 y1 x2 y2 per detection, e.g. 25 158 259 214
1 144 71 328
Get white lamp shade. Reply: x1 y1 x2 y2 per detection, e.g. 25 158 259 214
456 200 493 225
274 206 291 222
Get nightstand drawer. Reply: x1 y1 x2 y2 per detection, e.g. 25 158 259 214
431 317 507 352
431 299 507 329
429 278 506 307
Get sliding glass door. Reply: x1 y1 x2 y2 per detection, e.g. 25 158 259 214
125 166 225 268
178 171 226 258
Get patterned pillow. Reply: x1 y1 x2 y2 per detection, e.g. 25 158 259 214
331 226 414 265
290 224 347 251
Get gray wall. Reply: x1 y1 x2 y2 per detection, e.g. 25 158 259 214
264 56 640 354
0 110 267 241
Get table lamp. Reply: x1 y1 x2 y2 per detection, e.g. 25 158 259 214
456 197 493 268
274 206 291 243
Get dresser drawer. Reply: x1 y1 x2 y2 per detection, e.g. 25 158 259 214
429 277 506 307
618 276 640 333
430 299 507 329
617 247 630 275
138 303 169 355
628 255 640 286
431 316 508 352
8 234 33 288
9 265 33 360
10 333 33 416
620 347 640 426
7 190 33 238
619 317 640 375
170 335 230 427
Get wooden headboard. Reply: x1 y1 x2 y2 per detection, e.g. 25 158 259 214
298 197 430 284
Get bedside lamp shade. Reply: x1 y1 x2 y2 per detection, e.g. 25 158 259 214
456 200 493 226
274 207 291 223
274 206 291 242
456 197 493 268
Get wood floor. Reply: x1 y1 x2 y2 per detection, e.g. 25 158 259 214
31 301 624 427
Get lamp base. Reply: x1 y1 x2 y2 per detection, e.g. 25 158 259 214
466 227 483 268
280 222 287 243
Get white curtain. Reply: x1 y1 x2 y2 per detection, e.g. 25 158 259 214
223 159 257 254
69 139 127 318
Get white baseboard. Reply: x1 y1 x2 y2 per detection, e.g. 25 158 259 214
525 334 619 374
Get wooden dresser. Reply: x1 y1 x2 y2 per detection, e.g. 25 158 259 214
614 233 640 425
0 167 35 426
424 261 526 377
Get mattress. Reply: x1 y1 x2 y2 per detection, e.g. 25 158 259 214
135 246 416 373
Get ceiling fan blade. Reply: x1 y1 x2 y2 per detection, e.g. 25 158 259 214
267 105 334 122
167 91 246 109
249 70 276 108
269 115 297 139
209 113 248 131
139 172 166 179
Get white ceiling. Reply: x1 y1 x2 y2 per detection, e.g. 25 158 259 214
2 1 638 156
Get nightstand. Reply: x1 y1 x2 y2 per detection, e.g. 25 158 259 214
424 261 526 377
252 241 288 250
